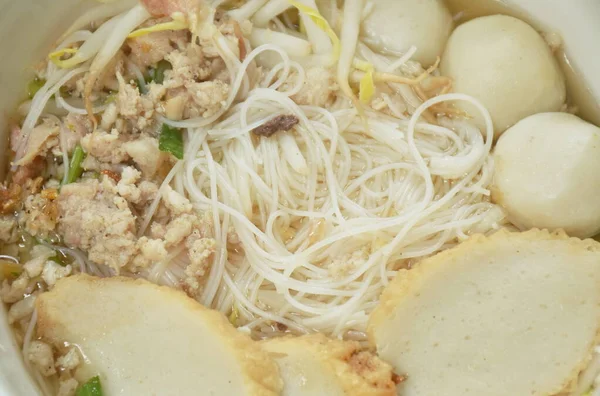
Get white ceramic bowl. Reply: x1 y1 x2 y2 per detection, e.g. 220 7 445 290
0 0 599 394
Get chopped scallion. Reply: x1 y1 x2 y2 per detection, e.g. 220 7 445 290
135 77 148 94
150 60 172 85
104 92 118 104
49 251 69 267
0 260 22 282
229 304 240 326
65 145 87 185
158 124 184 160
27 77 46 99
76 376 103 396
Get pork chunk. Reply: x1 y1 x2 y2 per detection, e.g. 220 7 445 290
21 192 58 238
164 46 211 89
186 80 229 118
182 236 216 297
116 73 156 131
80 129 130 164
57 179 137 272
122 136 166 178
16 118 60 166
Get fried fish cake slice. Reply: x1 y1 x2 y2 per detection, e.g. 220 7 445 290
369 229 600 396
262 334 396 396
36 274 282 396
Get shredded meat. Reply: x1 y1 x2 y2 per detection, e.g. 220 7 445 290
116 73 156 130
182 237 216 297
21 192 58 238
116 167 153 204
163 186 193 214
159 45 230 119
164 214 197 246
164 46 211 87
80 129 130 164
57 178 138 272
64 113 92 145
130 237 168 270
252 114 299 137
122 136 166 178
100 103 118 131
17 118 60 166
186 80 229 118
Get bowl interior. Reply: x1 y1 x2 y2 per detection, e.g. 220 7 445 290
0 0 598 395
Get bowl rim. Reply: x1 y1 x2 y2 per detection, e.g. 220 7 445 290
1 0 600 395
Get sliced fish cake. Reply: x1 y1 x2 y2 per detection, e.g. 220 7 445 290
36 275 282 396
262 334 396 396
368 229 600 396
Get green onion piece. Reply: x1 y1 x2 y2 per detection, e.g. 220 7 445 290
65 145 87 184
27 77 46 99
131 78 147 94
135 77 148 94
0 260 22 282
104 92 118 104
151 60 172 84
159 124 184 160
49 250 69 267
229 304 240 326
76 376 103 396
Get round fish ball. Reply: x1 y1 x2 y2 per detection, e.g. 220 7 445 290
361 0 453 67
441 15 566 137
492 112 600 238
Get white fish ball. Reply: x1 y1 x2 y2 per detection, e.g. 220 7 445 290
361 0 453 67
441 15 566 137
492 112 600 238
